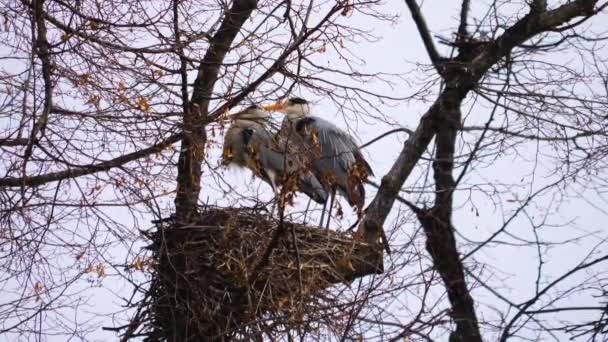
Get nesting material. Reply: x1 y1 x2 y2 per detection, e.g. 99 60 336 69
142 206 383 341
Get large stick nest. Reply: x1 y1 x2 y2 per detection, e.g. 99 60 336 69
139 206 383 341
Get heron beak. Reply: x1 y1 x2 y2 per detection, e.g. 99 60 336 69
221 111 240 121
262 102 286 112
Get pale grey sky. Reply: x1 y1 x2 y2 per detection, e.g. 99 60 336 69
1 0 607 341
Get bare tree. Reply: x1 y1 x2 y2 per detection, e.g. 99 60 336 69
356 0 608 341
1 0 608 340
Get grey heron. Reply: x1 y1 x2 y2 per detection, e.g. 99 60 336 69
263 98 374 228
221 105 328 211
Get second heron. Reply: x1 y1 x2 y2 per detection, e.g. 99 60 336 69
222 105 328 212
264 98 373 228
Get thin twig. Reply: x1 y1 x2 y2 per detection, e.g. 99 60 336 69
403 0 442 72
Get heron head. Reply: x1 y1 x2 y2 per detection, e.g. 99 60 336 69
263 97 311 119
226 104 270 122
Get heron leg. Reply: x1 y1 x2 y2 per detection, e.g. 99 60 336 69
269 182 280 217
325 190 336 230
302 198 312 224
318 199 328 228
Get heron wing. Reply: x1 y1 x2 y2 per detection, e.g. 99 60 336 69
222 126 247 167
283 116 373 209
257 146 328 204
309 117 373 176
238 122 327 204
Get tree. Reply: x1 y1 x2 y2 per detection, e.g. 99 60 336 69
1 0 607 340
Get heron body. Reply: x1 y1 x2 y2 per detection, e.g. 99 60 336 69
266 98 373 224
280 115 373 211
222 106 328 205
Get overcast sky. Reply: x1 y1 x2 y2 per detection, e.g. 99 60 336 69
2 0 607 341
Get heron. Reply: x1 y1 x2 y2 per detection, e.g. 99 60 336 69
221 105 328 213
263 98 374 229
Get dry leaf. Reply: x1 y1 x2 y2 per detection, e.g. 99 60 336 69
96 263 106 278
131 257 144 271
135 97 150 112
34 281 44 294
87 95 101 107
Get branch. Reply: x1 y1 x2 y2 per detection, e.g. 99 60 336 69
203 3 346 121
174 1 346 219
356 0 602 335
355 86 462 251
457 0 470 41
417 104 483 342
357 0 602 252
470 0 598 77
358 128 413 150
364 179 421 215
42 8 189 54
190 0 258 108
403 0 442 72
0 134 182 188
500 253 608 341
0 138 30 147
174 0 258 219
21 0 53 181
173 0 190 116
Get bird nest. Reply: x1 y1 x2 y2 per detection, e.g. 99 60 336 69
134 205 383 341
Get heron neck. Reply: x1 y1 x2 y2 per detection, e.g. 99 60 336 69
286 113 307 121
234 118 265 128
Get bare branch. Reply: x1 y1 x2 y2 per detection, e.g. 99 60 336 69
0 138 30 147
0 134 182 188
457 0 470 41
403 0 442 73
175 0 258 219
357 0 604 339
358 0 603 254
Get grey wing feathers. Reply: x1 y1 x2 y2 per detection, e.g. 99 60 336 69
271 123 329 204
297 173 329 204
226 120 328 204
285 116 372 210
309 117 373 174
258 147 328 204
223 126 248 167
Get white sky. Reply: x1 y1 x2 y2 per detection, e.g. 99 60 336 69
1 0 608 341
